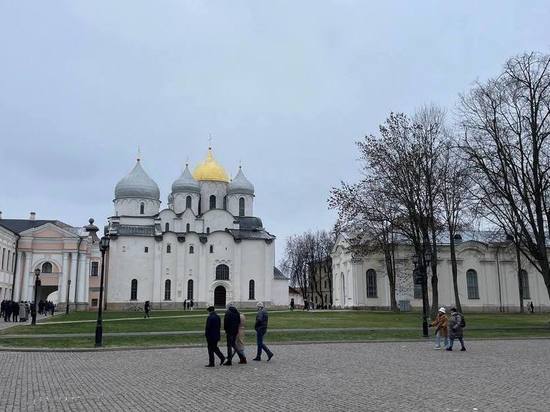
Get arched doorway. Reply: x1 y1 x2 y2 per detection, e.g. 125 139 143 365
214 285 226 308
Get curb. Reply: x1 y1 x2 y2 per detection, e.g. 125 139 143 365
1 336 549 353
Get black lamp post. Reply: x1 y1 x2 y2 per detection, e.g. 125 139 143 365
413 250 431 337
31 268 41 325
95 235 110 347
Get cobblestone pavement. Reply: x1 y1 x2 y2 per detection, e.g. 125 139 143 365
1 340 549 411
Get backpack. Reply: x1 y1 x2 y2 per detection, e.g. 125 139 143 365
460 315 466 328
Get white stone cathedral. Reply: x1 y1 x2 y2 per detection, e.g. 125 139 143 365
105 148 288 309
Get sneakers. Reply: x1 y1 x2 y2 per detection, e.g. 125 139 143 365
252 357 261 361
205 364 215 368
267 353 273 362
433 346 441 350
223 360 232 366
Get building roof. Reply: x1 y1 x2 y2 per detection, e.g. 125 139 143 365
228 167 254 195
274 266 288 280
115 159 160 201
192 147 229 183
172 164 200 194
226 229 276 241
0 219 77 235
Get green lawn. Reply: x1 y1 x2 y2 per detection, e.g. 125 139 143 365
1 310 548 348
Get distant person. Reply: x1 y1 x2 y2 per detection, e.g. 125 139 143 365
204 306 225 367
4 300 12 322
252 302 274 362
144 301 151 318
50 302 55 316
12 301 19 322
183 299 187 310
303 300 308 311
223 303 246 365
190 299 194 311
290 298 295 311
429 307 448 350
530 302 535 313
446 307 466 352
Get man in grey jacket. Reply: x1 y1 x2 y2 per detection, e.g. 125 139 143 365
252 302 274 361
446 307 466 351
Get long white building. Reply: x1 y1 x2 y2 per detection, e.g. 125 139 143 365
332 232 550 312
105 148 288 309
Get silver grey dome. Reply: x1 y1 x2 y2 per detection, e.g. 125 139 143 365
172 164 200 193
115 160 160 200
228 167 255 195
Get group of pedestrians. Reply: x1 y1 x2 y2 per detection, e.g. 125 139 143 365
183 299 194 310
204 301 274 367
430 307 467 351
1 299 56 323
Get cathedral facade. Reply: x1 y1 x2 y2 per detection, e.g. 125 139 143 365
105 148 288 309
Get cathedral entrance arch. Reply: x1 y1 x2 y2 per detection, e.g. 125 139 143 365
214 286 226 307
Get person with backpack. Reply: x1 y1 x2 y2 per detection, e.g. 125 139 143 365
446 307 466 351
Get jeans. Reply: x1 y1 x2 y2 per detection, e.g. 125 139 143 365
256 330 273 359
435 331 448 348
447 337 465 349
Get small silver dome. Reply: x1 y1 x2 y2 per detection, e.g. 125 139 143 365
172 164 200 193
228 167 254 195
115 160 160 200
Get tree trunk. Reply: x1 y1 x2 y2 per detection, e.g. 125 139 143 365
384 249 398 312
449 234 462 312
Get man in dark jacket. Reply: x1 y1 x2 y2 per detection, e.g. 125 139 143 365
253 302 274 361
223 303 246 365
446 307 466 351
12 301 19 322
204 306 225 367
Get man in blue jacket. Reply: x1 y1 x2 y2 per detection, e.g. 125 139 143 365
205 306 225 367
253 301 274 361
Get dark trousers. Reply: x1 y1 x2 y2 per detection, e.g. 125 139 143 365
256 330 273 359
448 337 465 349
226 334 244 361
207 339 224 365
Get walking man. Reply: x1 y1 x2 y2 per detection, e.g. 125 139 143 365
204 306 225 367
253 301 274 362
144 300 151 319
223 303 246 365
446 307 466 351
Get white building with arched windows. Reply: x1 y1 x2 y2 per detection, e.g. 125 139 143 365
332 232 550 312
105 147 288 309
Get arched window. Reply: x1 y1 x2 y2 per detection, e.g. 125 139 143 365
166 244 171 254
466 269 479 299
223 196 227 210
164 279 171 301
520 270 530 299
187 279 194 300
186 195 192 209
165 222 170 232
366 269 377 298
206 227 210 234
209 195 216 210
216 264 229 280
186 223 190 232
41 262 53 273
239 197 245 217
249 279 255 300
209 245 214 254
130 279 138 300
189 245 194 254
140 203 145 215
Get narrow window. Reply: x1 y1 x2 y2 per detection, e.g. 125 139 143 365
166 244 171 254
209 195 216 210
130 279 138 300
7 251 10 272
413 283 422 299
189 245 194 254
466 269 479 299
249 279 255 300
165 222 170 232
187 279 194 300
206 227 210 234
1 248 4 269
140 203 145 215
42 262 53 273
91 298 98 307
209 245 214 253
239 197 245 217
186 223 190 233
216 264 230 280
91 262 99 277
223 196 227 210
164 279 171 301
144 247 149 253
186 195 192 209
520 270 530 300
366 269 377 298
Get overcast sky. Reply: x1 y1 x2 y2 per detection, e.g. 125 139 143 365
1 1 549 264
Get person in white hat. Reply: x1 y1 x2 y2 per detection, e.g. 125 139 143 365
252 301 274 361
429 307 448 349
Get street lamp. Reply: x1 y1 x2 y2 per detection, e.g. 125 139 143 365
31 268 41 325
412 250 430 337
95 235 110 347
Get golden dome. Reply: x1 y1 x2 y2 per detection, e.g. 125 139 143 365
192 148 230 183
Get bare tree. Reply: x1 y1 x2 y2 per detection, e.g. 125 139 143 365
460 52 550 301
